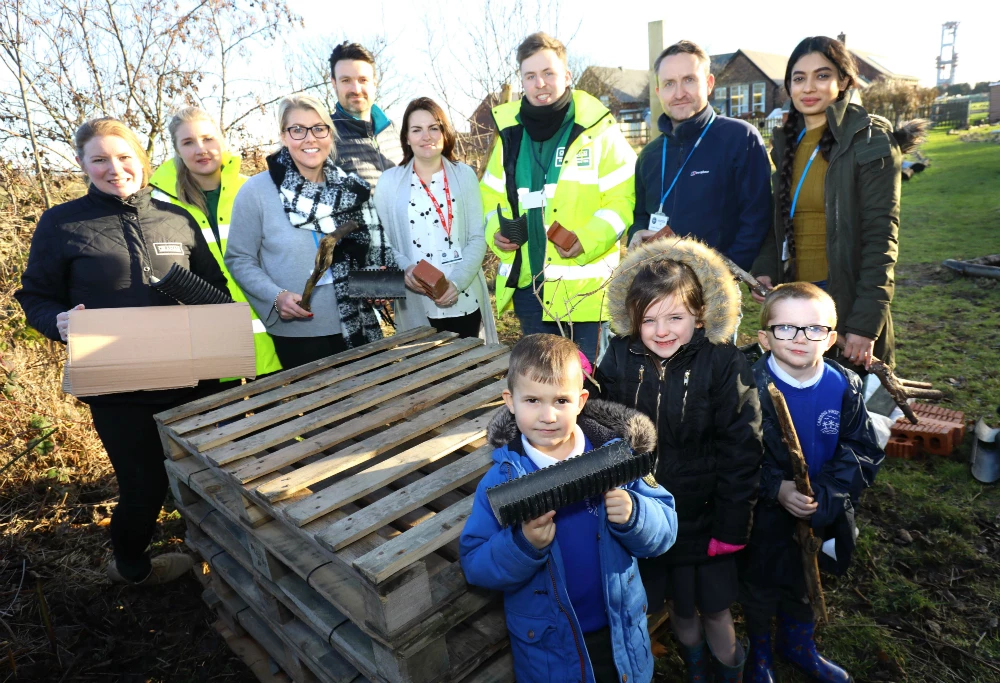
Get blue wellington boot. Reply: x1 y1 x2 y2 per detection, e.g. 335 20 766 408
744 632 775 683
677 639 711 683
775 613 853 682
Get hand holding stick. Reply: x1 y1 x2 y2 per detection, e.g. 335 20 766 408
768 383 828 624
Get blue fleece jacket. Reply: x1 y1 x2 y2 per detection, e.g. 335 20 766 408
460 418 677 683
631 107 772 270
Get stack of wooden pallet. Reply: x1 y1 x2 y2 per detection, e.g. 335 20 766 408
153 328 513 683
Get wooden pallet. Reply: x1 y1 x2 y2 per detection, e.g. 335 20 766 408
155 329 512 683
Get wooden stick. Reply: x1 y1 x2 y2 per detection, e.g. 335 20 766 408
300 221 360 312
724 258 921 424
898 378 934 389
767 384 828 624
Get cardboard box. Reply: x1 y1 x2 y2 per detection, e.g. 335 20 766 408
63 303 256 397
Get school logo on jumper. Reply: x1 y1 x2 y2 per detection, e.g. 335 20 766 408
690 170 710 176
575 148 592 168
585 495 601 517
555 146 567 167
153 242 184 256
817 409 841 435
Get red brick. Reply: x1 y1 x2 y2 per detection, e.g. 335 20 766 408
890 420 956 456
885 435 918 459
911 403 966 442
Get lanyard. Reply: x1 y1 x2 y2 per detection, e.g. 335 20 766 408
528 120 573 183
658 113 716 212
418 169 453 240
790 128 821 219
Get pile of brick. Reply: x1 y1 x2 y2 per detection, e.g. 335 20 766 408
885 403 966 459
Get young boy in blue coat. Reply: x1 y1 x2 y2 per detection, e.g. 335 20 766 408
739 283 884 683
460 333 678 683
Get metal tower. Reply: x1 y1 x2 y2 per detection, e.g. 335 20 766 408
936 22 959 87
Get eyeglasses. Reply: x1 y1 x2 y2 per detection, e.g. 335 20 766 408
284 124 331 140
767 324 833 341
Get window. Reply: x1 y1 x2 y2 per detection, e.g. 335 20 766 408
712 86 728 115
730 84 749 116
752 82 766 114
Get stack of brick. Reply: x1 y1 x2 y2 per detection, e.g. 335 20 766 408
885 403 966 458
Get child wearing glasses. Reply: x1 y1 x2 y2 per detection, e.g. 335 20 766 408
740 282 883 683
592 237 763 682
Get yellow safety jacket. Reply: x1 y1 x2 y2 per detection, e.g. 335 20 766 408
149 153 282 377
481 90 637 321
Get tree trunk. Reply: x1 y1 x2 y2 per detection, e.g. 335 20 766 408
11 7 52 209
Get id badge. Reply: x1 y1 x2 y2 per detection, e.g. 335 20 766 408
649 212 669 232
781 239 790 262
519 190 546 210
440 246 463 266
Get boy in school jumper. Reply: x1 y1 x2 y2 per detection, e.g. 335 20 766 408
740 282 884 683
460 334 678 683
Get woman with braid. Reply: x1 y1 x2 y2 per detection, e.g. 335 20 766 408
750 36 926 373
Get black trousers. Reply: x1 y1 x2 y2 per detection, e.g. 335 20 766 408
584 626 619 683
426 311 482 339
89 383 221 582
739 580 814 635
271 333 347 369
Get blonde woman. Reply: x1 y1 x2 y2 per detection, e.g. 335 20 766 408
226 94 382 368
149 107 281 376
16 118 227 585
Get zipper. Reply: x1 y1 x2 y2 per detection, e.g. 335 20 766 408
547 559 586 681
680 369 691 422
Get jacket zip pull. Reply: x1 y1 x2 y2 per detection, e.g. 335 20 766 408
681 369 691 422
634 365 644 409
866 124 872 144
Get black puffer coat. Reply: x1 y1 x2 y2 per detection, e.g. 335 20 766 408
15 185 227 404
594 238 763 566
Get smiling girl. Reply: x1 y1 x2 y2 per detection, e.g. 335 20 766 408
751 36 927 374
593 237 763 681
149 107 281 377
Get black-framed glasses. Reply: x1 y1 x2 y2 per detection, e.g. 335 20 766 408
284 124 331 140
767 324 833 341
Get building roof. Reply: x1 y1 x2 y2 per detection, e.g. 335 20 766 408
709 53 735 77
850 49 919 82
579 66 650 105
735 49 789 85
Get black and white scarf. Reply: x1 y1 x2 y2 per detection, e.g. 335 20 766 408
266 148 383 348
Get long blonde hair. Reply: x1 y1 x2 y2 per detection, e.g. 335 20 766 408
277 93 338 162
74 118 152 189
167 107 224 216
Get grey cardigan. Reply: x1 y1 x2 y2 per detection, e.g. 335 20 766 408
225 172 341 337
374 158 498 344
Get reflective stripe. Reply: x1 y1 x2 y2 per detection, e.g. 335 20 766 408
252 318 267 334
201 227 216 243
558 166 599 184
150 189 172 203
595 208 627 237
498 262 513 278
598 163 634 192
482 171 505 193
544 183 558 199
544 255 618 280
217 223 230 241
485 210 498 225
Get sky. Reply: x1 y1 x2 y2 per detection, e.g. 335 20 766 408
284 0 997 123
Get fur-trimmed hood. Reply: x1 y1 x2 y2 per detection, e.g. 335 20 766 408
892 119 930 155
607 236 740 344
486 398 656 454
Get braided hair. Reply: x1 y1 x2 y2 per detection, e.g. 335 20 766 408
778 36 857 278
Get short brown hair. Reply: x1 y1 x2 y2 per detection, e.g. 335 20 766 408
653 40 711 76
400 97 457 165
329 41 376 80
74 118 152 189
516 32 567 67
507 334 582 392
759 282 838 329
626 260 705 338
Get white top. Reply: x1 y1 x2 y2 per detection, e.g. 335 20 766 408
408 170 480 319
521 425 586 470
768 354 824 388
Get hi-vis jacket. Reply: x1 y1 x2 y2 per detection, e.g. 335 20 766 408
481 91 636 321
150 154 282 376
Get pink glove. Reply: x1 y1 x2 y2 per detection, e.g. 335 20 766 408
578 351 594 378
707 538 745 557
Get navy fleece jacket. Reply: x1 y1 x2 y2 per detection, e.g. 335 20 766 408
631 106 772 270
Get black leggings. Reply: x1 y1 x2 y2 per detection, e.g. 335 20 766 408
426 311 482 339
271 334 347 369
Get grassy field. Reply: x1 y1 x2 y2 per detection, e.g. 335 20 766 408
1 128 998 683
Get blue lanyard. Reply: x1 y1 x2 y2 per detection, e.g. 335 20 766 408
790 128 821 219
658 113 715 211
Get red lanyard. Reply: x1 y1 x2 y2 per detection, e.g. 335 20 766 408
418 170 453 241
